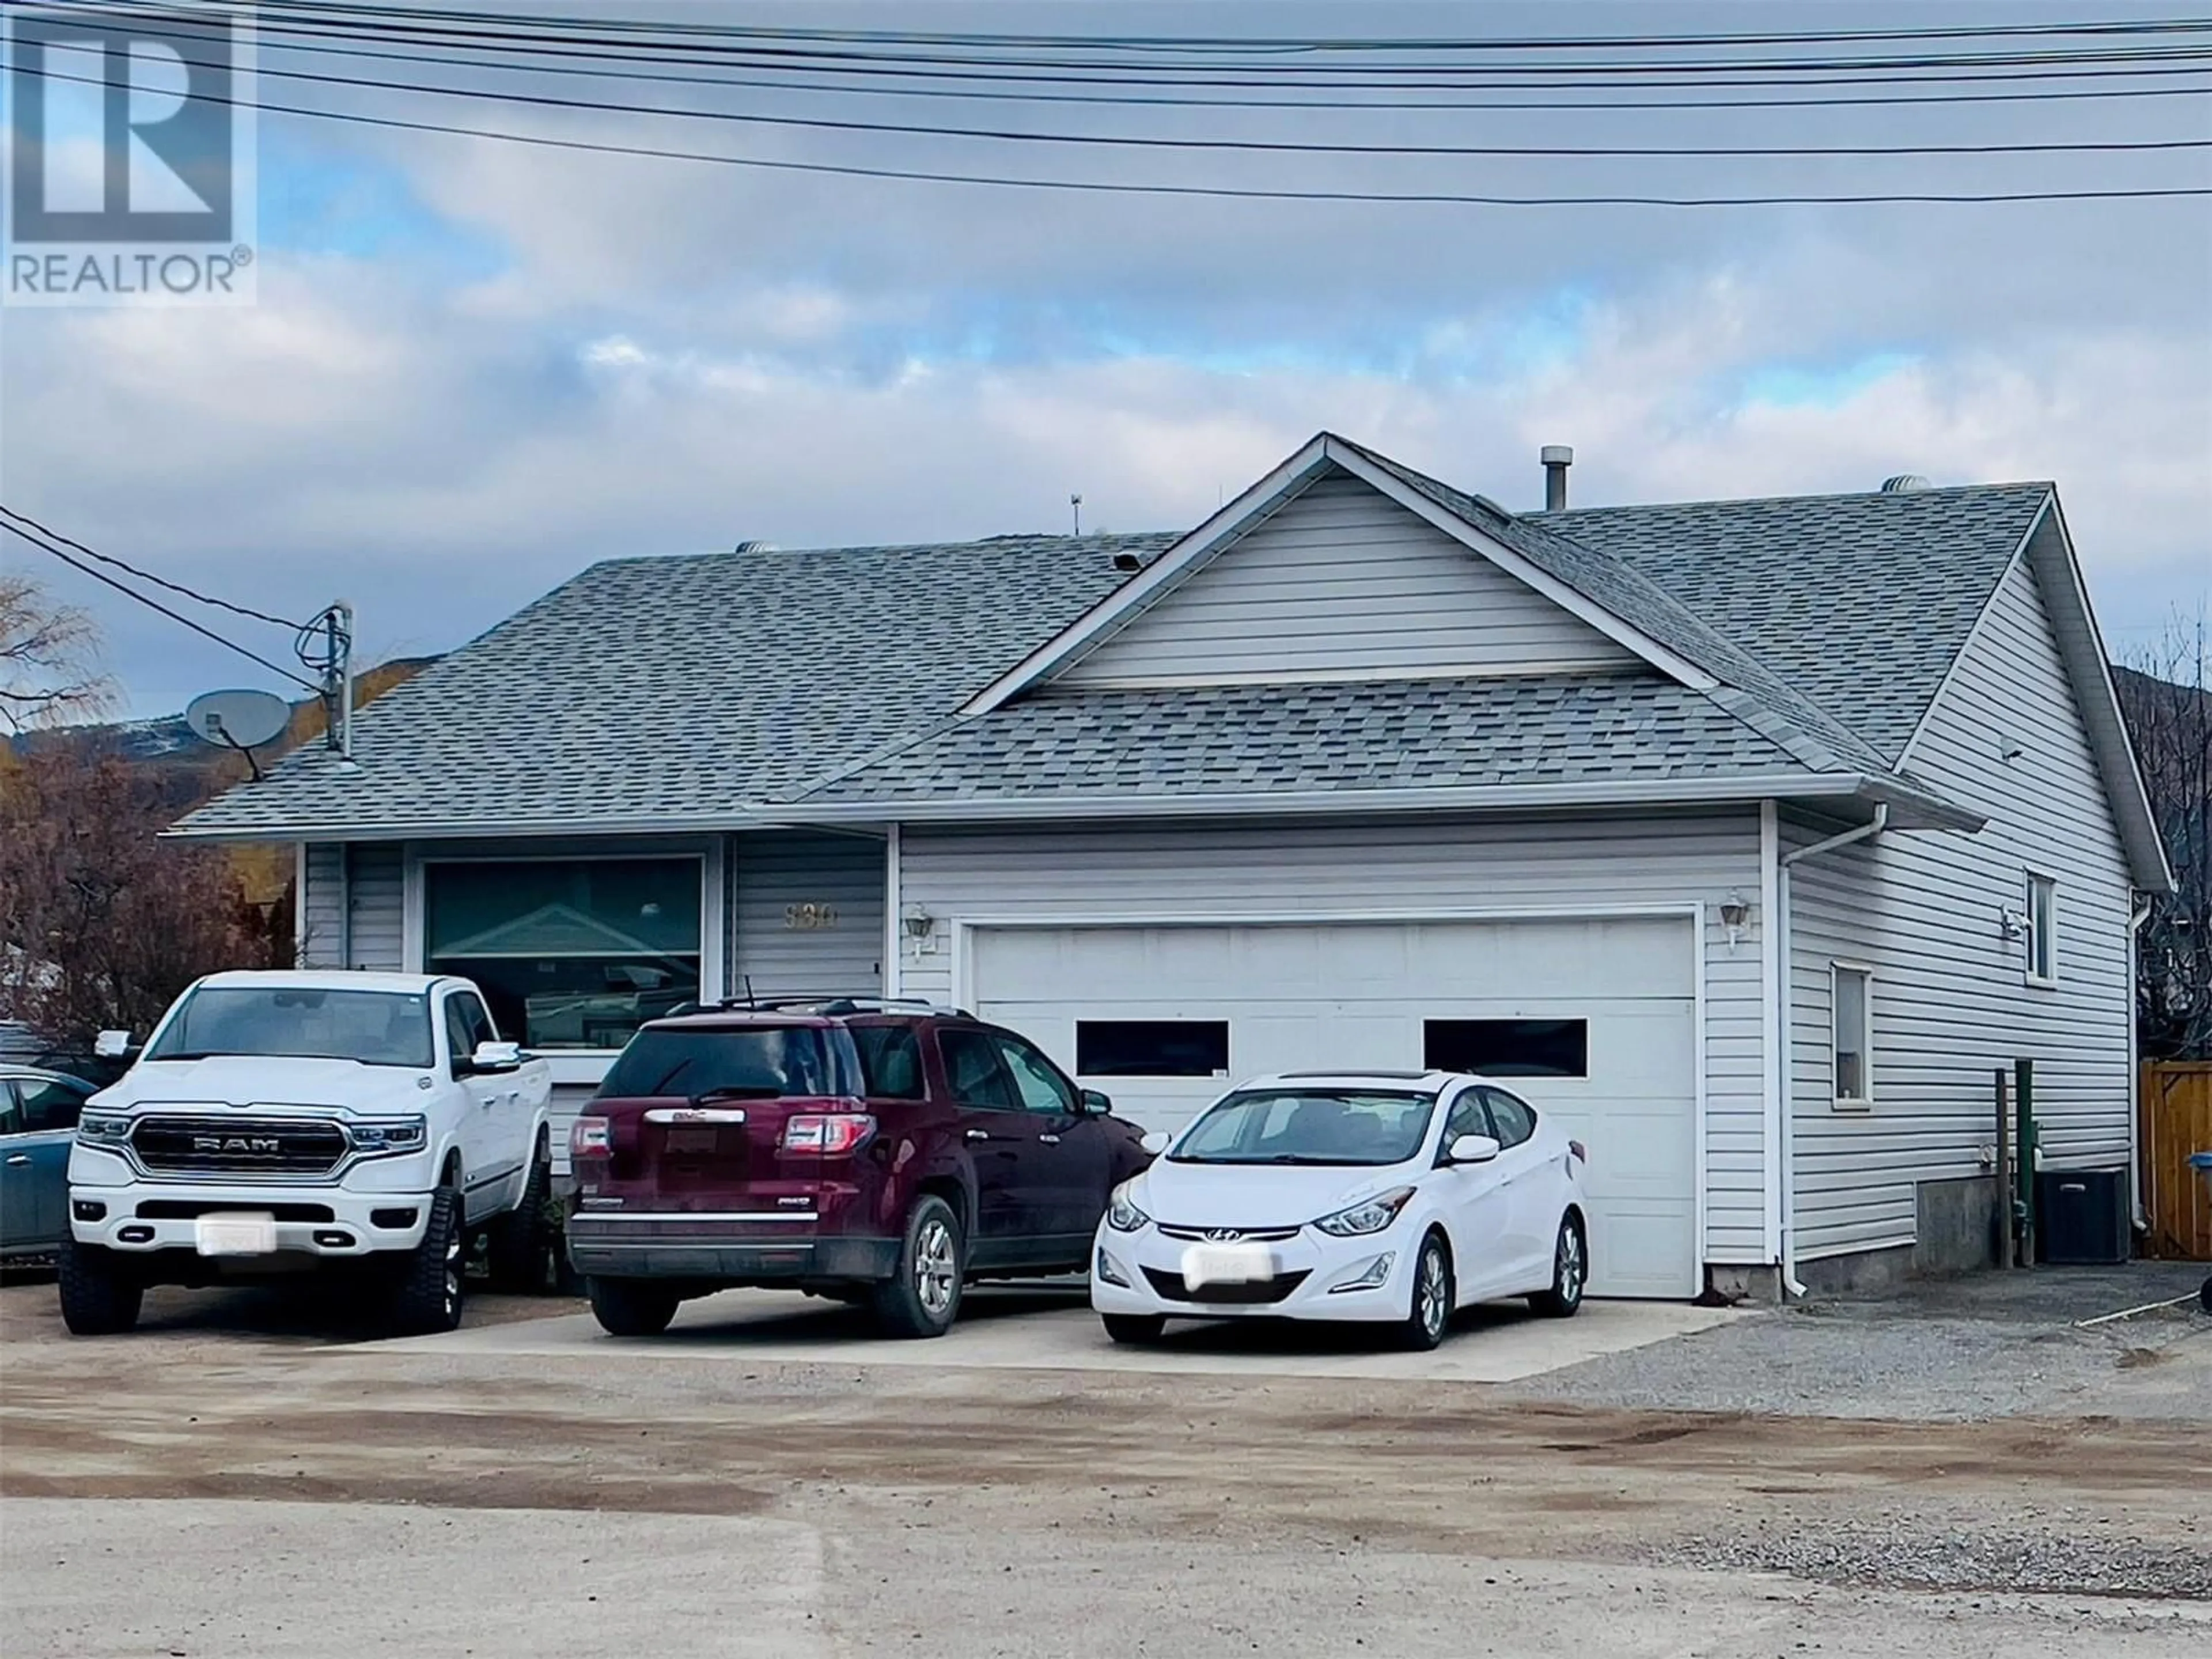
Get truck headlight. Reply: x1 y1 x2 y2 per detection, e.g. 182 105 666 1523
77 1112 134 1145
349 1116 428 1153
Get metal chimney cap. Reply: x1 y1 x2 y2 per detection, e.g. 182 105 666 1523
1539 445 1574 466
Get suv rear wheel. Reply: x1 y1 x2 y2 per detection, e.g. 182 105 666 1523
587 1277 681 1337
871 1194 964 1339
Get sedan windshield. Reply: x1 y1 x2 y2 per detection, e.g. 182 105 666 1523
594 1027 854 1101
143 987 435 1069
1171 1089 1437 1167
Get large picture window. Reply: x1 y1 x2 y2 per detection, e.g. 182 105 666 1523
424 858 702 1051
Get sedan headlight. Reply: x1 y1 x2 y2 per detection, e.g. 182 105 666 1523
349 1116 429 1153
1105 1183 1152 1233
77 1112 134 1145
1313 1186 1416 1237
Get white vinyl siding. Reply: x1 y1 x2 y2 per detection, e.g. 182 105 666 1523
896 809 1769 1266
1059 470 1639 687
297 844 404 971
729 829 887 998
1785 544 2134 1261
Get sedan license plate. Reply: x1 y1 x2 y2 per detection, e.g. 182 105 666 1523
1181 1241 1273 1289
195 1212 277 1256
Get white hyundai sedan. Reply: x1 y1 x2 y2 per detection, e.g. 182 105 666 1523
1091 1070 1589 1351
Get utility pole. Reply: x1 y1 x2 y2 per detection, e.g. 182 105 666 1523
321 601 354 762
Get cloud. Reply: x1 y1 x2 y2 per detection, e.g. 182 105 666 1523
4 0 2206 713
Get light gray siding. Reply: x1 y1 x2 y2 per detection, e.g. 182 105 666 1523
1784 548 2135 1261
896 810 1770 1265
730 830 886 997
297 844 403 971
1059 471 1639 687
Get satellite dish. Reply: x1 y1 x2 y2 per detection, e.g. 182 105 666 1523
185 688 291 752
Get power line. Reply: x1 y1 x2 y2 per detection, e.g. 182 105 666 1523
58 6 2212 115
29 61 2211 207
0 504 307 631
52 0 2212 89
179 0 2212 55
39 28 2212 160
0 514 323 693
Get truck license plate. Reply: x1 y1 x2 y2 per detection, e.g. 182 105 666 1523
1181 1241 1272 1288
195 1213 278 1256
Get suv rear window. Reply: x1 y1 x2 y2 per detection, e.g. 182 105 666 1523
850 1025 926 1099
594 1026 857 1101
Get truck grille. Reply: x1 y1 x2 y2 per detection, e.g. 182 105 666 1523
131 1116 349 1178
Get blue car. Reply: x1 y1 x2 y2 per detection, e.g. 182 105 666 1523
1 1067 96 1259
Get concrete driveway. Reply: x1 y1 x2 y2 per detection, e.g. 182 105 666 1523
380 1283 1745 1382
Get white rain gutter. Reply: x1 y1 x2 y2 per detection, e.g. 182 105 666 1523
2128 892 2154 1232
1775 804 1890 1298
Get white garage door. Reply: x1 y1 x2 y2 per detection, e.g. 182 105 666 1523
971 918 1698 1299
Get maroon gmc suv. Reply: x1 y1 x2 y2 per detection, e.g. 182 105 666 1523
565 999 1154 1338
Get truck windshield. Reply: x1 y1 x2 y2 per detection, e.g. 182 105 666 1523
594 1027 851 1101
143 987 435 1069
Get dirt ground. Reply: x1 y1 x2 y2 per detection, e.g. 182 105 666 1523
2 1275 2207 1657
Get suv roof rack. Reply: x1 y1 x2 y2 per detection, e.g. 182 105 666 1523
666 995 978 1019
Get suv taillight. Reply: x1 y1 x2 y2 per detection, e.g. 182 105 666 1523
571 1116 612 1160
782 1113 876 1156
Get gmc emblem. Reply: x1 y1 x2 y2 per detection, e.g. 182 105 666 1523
194 1135 282 1155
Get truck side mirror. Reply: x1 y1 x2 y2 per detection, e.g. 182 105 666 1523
94 1030 134 1060
465 1040 523 1076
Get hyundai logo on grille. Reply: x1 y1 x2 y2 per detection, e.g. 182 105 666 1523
1205 1228 1244 1243
193 1135 281 1155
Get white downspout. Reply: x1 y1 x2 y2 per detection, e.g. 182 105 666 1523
1759 803 1785 1273
2128 893 2153 1232
1777 805 1890 1298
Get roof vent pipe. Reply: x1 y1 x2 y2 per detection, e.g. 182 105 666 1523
1540 445 1574 511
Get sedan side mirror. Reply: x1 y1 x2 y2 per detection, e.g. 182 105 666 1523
93 1030 135 1060
465 1039 523 1075
1080 1088 1112 1116
1446 1133 1501 1165
1139 1130 1172 1156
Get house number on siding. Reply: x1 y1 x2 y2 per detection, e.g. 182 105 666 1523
785 903 839 930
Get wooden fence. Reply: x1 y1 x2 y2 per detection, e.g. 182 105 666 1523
2141 1061 2212 1260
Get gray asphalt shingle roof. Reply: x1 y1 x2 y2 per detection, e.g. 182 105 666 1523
177 532 1178 835
1535 482 2052 762
801 673 1808 802
175 440 2051 839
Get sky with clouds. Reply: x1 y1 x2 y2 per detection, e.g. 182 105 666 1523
2 0 2207 718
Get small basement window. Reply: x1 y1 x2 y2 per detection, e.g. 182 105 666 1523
1423 1019 1588 1079
2025 872 2058 986
1075 1020 1230 1078
1832 965 1873 1108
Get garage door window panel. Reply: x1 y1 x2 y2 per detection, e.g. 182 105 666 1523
1423 1018 1588 1078
424 858 702 1052
1074 1020 1230 1078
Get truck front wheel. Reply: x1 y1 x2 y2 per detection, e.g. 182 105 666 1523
58 1237 143 1336
389 1186 466 1335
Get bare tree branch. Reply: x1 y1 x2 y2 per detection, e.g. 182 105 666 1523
0 571 112 732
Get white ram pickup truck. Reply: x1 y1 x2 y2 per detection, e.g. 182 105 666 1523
62 969 554 1336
